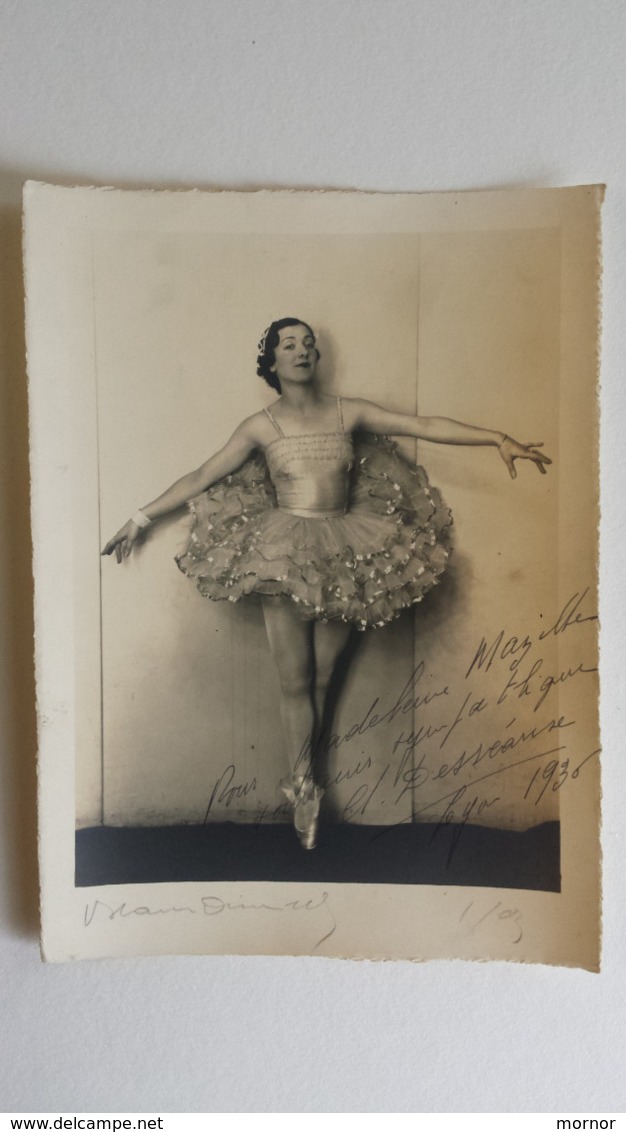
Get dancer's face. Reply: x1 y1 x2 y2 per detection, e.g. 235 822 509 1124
271 324 318 385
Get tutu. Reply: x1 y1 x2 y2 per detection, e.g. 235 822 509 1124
176 410 452 630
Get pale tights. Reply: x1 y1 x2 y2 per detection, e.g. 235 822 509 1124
262 596 351 784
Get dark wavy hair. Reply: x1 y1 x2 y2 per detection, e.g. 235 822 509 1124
256 318 320 393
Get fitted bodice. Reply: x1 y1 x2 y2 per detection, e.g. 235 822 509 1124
263 400 354 518
178 420 452 629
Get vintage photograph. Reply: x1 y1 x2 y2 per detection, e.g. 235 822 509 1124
25 184 601 965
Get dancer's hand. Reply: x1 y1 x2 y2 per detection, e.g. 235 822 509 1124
101 519 141 563
498 436 552 479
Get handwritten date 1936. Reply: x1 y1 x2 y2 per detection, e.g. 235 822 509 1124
524 748 600 806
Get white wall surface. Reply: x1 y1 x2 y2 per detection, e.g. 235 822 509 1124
1 0 624 1114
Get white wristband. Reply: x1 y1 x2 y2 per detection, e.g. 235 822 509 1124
131 509 152 529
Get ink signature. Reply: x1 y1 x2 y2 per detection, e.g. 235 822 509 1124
198 585 598 871
84 890 336 949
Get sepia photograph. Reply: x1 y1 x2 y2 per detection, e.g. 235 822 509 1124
5 0 626 1116
25 182 601 966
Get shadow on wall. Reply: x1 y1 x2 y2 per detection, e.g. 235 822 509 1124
318 553 468 822
414 548 468 645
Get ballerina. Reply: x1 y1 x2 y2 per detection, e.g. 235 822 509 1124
103 317 550 849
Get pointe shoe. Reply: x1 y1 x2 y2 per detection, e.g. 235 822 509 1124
280 777 324 850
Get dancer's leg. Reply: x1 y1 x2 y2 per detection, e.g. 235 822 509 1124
262 597 323 849
312 619 352 739
262 597 315 780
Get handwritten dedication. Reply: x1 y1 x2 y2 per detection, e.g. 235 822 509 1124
25 183 601 967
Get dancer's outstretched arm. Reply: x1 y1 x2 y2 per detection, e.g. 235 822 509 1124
344 398 552 479
102 415 262 562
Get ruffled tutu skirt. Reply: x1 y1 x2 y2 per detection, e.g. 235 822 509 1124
175 435 452 629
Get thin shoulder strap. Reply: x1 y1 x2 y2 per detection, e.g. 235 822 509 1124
264 405 285 437
336 396 345 434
